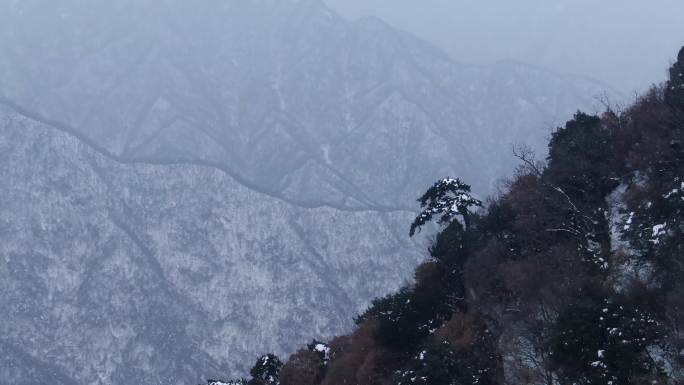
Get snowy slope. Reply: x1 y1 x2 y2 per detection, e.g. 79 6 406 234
0 108 423 384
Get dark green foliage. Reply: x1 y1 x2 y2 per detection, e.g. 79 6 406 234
550 287 663 385
665 46 684 110
355 286 412 326
355 277 463 352
471 200 518 251
429 219 470 265
540 112 618 275
395 340 499 385
248 354 283 385
410 178 482 236
424 221 470 315
355 287 430 350
547 112 618 199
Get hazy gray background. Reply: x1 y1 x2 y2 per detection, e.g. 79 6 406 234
325 0 684 94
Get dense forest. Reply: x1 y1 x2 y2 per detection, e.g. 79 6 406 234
207 47 684 385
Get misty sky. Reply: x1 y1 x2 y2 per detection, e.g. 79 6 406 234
324 0 684 95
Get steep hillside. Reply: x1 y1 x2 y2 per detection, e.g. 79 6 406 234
0 107 423 384
222 47 684 385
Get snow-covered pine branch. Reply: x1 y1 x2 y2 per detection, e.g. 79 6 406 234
410 178 482 236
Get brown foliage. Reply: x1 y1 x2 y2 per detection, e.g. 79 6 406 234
280 350 324 385
616 86 684 174
327 335 352 362
321 320 398 385
466 177 589 323
463 240 511 313
414 261 441 287
433 313 476 350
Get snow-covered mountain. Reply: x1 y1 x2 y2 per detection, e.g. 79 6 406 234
0 0 620 384
0 0 618 208
0 107 422 384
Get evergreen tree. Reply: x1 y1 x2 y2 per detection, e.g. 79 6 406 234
410 178 482 236
550 288 663 385
546 112 617 199
395 338 499 385
248 354 283 385
355 287 427 349
665 46 684 110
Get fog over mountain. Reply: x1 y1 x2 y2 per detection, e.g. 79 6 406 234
325 0 684 94
0 0 620 384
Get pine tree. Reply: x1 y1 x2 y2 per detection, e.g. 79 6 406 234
410 178 482 236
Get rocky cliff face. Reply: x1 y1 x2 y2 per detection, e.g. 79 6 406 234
0 0 619 384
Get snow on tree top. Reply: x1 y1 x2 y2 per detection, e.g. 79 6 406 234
410 177 482 236
314 343 331 360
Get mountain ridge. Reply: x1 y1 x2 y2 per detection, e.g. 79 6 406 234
0 96 417 213
0 0 619 209
0 105 425 383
